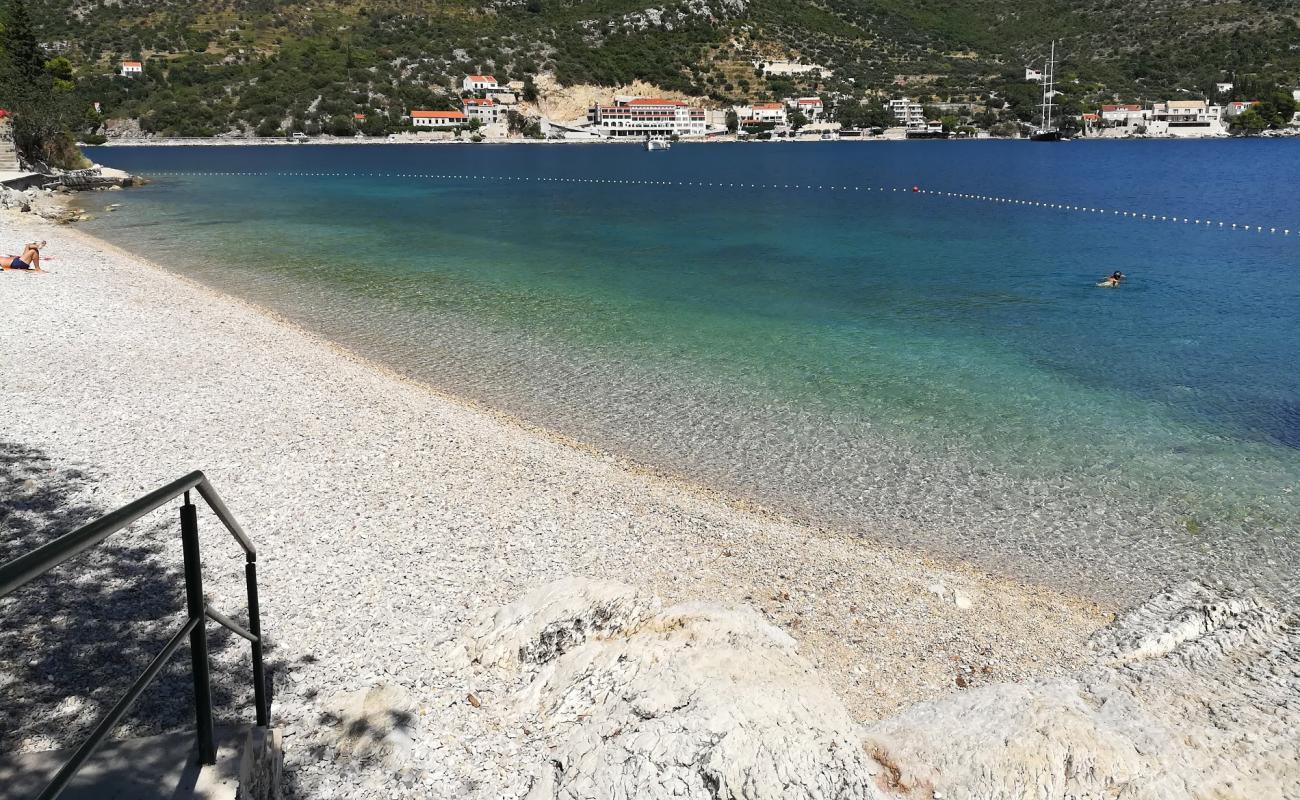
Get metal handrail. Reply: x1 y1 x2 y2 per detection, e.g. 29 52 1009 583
0 471 270 800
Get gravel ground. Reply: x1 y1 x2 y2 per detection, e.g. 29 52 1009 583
0 211 1109 797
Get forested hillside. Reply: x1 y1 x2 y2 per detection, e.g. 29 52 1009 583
16 0 1300 137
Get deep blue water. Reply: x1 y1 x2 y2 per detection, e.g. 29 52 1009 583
83 141 1300 600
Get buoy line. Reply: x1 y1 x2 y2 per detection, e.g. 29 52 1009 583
137 171 1297 239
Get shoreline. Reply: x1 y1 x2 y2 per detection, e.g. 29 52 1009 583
81 131 1293 148
1 209 1109 795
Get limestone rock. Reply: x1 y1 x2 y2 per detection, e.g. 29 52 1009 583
865 580 1300 799
465 579 887 800
468 579 1297 799
320 683 416 768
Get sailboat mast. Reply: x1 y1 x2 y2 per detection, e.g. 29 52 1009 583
1047 40 1056 130
1040 41 1055 131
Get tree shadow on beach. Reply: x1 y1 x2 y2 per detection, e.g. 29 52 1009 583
0 441 279 757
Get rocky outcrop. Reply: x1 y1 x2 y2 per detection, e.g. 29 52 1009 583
465 578 1298 800
866 580 1300 799
463 578 887 800
0 186 79 223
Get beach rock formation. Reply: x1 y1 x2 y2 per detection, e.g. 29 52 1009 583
467 578 1298 800
866 580 1300 800
463 578 887 800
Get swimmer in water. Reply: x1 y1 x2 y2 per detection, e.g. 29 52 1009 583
1099 270 1124 287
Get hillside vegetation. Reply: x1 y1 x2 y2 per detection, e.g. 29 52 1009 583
16 0 1300 137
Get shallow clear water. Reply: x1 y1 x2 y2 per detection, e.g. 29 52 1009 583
83 141 1300 601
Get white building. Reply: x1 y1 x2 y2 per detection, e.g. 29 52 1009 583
888 98 925 128
586 98 707 139
1224 101 1259 117
411 109 468 128
1147 100 1225 136
734 102 787 126
1099 104 1143 125
1215 82 1234 94
1293 89 1300 103
1025 68 1043 81
120 60 143 77
462 74 499 93
462 97 500 124
786 97 824 121
755 60 829 77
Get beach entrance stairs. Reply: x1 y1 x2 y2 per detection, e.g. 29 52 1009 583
0 472 282 800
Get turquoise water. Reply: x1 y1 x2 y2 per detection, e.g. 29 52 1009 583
84 142 1300 601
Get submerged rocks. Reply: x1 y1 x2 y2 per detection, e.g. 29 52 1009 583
464 578 887 800
467 578 1299 800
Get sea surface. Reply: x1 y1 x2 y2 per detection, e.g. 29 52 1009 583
83 141 1300 602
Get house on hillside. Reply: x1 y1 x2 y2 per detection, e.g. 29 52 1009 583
462 97 500 125
1025 68 1043 82
1148 100 1225 136
120 60 143 77
410 109 467 128
1100 104 1143 125
1215 82 1234 94
1224 101 1260 117
786 97 824 121
735 102 788 126
755 60 830 77
888 98 925 129
462 75 499 94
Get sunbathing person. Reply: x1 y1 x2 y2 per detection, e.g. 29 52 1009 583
3 240 45 271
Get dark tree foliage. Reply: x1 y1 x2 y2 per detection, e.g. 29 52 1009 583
1 0 88 165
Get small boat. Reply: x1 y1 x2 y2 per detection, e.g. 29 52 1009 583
644 138 670 151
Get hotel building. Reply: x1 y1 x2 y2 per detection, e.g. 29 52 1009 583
586 98 707 139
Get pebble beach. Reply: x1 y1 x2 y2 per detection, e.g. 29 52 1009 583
0 210 1110 797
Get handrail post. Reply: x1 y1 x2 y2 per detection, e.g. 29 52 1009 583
245 556 270 727
181 493 217 765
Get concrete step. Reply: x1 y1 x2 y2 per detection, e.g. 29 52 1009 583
0 727 253 800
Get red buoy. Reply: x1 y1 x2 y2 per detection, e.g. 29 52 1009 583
912 185 920 193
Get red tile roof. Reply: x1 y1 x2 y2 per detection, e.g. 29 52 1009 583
467 75 497 83
411 110 467 119
121 60 143 67
463 98 496 106
1100 104 1141 112
796 97 822 105
753 102 784 110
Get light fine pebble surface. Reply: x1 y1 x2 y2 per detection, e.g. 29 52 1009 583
0 211 1109 797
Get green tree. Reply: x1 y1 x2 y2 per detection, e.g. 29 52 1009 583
1230 109 1268 134
326 114 355 136
255 117 281 137
0 0 87 166
789 109 808 130
522 74 538 102
725 108 738 133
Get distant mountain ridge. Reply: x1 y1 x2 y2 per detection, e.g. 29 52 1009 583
24 0 1300 136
